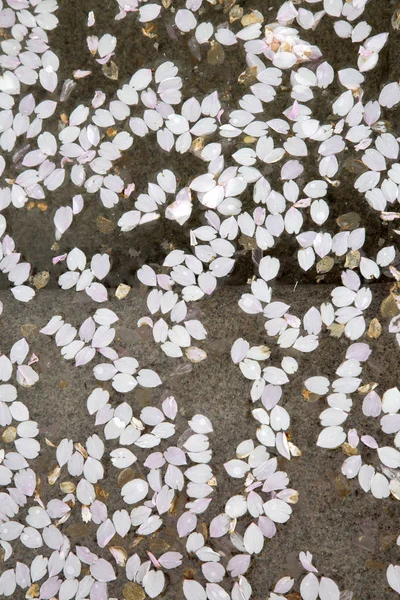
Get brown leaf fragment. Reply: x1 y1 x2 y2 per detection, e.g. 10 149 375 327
342 442 359 456
183 568 197 578
229 5 243 22
302 389 320 402
2 426 16 443
33 271 50 289
149 538 170 553
106 127 118 138
95 484 109 500
365 559 386 571
20 323 38 339
207 41 225 65
328 323 345 338
130 536 144 549
316 256 334 274
344 250 360 269
191 137 204 155
239 234 257 250
380 533 398 551
102 60 119 80
368 318 382 338
118 468 136 487
381 294 398 319
26 583 40 598
75 443 88 459
337 212 360 230
334 473 351 498
392 8 400 29
60 481 76 493
48 465 61 485
358 382 378 394
110 546 128 566
96 216 115 233
116 283 131 299
241 9 263 26
66 523 89 539
122 582 145 600
238 65 258 86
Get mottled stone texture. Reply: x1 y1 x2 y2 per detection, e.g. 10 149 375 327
2 284 398 598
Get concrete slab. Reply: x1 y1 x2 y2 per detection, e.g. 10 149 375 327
1 284 398 599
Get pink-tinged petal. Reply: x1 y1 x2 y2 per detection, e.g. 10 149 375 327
183 580 206 600
39 577 62 599
53 254 67 265
162 396 178 419
205 582 230 600
15 562 30 589
300 572 319 600
158 551 183 569
90 559 116 582
209 513 230 538
90 581 108 600
227 554 251 577
72 194 84 214
96 519 115 548
16 365 39 387
281 159 304 180
231 338 250 364
319 576 340 600
362 391 381 417
91 254 111 280
202 562 225 583
299 551 318 573
75 346 96 367
274 576 294 594
387 564 400 594
54 206 73 239
86 283 108 303
11 286 35 303
257 515 276 538
345 342 371 362
177 511 197 537
76 546 98 565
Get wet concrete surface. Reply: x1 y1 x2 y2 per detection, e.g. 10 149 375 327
3 0 400 288
1 284 398 599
